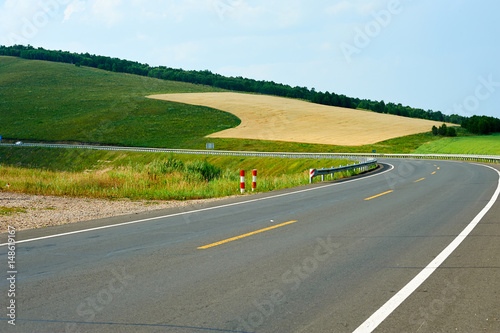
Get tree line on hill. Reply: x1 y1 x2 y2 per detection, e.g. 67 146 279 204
2 44 499 134
461 115 500 135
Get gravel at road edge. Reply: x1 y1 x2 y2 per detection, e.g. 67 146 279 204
0 191 228 233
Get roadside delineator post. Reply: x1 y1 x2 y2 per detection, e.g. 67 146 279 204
252 169 257 191
240 170 245 194
309 169 316 184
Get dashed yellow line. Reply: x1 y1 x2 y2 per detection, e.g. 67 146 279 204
364 190 393 201
431 171 437 175
198 220 298 249
414 178 426 183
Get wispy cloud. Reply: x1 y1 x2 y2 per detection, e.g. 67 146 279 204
91 0 124 26
63 0 86 23
326 0 386 16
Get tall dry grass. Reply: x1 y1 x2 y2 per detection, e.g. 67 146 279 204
0 156 369 200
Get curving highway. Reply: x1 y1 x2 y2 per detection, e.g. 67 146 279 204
1 159 499 332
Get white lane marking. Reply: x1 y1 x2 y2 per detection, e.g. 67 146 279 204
353 164 500 333
0 164 395 247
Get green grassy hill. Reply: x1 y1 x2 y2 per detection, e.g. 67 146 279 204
0 56 239 148
0 56 466 154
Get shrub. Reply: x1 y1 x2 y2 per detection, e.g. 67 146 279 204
184 160 222 182
439 124 448 136
165 157 184 171
447 127 457 137
148 157 184 175
432 125 438 136
433 124 457 137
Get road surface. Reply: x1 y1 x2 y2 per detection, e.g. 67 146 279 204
1 159 499 332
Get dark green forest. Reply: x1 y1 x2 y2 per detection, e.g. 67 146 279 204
1 44 499 134
461 115 500 135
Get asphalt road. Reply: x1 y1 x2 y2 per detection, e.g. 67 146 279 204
1 159 499 333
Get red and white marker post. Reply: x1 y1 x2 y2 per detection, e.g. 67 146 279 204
309 169 316 183
240 170 245 194
252 169 257 191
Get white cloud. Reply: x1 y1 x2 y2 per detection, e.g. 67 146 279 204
211 1 304 31
326 0 386 16
276 1 303 28
63 0 86 23
91 0 124 26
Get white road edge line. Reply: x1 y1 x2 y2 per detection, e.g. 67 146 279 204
0 163 395 247
353 164 500 333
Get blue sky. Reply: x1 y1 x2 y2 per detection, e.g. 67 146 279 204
1 0 499 118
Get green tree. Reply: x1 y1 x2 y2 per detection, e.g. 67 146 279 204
479 119 490 135
438 124 447 136
447 127 457 137
432 125 438 136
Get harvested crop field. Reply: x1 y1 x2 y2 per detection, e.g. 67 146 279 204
148 92 453 146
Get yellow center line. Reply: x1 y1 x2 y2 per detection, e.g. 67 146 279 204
198 220 298 249
431 171 437 175
414 178 426 183
364 190 393 201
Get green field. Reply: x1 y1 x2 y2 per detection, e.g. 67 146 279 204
1 56 446 153
413 134 500 155
0 56 239 148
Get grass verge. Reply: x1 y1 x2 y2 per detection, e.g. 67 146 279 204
0 147 371 200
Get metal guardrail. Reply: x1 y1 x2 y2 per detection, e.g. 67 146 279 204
309 158 378 183
0 143 499 163
335 153 500 164
0 143 366 162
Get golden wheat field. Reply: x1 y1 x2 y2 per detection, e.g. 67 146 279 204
148 92 452 146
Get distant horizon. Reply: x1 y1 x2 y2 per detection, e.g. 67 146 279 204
1 0 499 118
